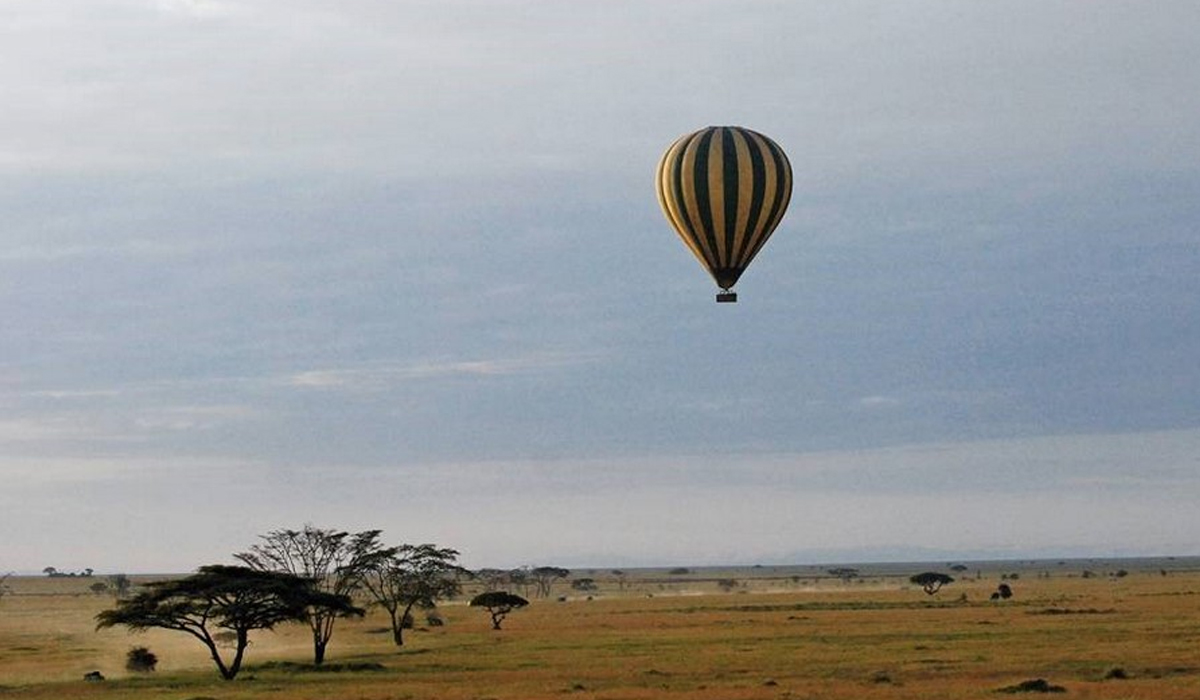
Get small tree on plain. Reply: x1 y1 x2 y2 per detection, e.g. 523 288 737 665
469 591 528 630
910 572 954 595
828 568 860 582
529 566 570 598
125 646 158 673
506 568 534 598
358 543 466 647
475 568 509 590
107 574 133 598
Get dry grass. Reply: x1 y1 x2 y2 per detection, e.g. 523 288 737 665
4 564 1200 699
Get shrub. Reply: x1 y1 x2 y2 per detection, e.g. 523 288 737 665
126 646 158 673
997 678 1065 693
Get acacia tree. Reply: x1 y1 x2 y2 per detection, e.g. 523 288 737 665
107 574 133 598
828 568 860 582
910 572 955 595
0 573 11 601
469 591 529 630
529 566 570 598
95 565 358 680
358 544 467 646
506 568 534 598
235 526 391 665
475 568 509 590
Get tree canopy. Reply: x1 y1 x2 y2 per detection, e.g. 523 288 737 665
469 591 529 630
529 566 570 598
358 543 466 646
95 565 358 680
235 526 389 665
909 572 955 595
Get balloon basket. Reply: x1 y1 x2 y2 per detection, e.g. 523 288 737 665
716 291 738 303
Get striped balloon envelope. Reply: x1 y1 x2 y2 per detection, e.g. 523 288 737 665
655 126 792 302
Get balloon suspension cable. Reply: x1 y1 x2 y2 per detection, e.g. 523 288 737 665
716 289 738 303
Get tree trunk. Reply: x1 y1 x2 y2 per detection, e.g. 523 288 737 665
393 602 417 648
200 632 244 680
226 631 249 680
202 638 234 680
382 603 405 647
311 614 334 666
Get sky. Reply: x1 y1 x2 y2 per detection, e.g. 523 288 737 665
2 0 1199 574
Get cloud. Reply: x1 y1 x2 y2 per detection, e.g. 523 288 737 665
0 418 103 444
151 0 244 19
0 453 254 485
132 404 260 432
858 395 901 409
285 352 602 391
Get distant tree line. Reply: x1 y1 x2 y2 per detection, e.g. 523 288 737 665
41 566 94 578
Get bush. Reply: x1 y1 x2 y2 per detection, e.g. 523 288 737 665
997 678 1065 694
125 646 158 673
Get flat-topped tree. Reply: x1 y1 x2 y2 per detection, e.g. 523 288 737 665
470 591 528 630
910 571 955 595
95 565 359 680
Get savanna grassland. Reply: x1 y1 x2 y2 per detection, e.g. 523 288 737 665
3 560 1200 700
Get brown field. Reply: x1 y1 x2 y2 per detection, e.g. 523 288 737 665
3 560 1200 699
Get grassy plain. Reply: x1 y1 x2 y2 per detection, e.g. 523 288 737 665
3 560 1200 699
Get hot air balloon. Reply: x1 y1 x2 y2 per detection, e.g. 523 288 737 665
655 126 792 302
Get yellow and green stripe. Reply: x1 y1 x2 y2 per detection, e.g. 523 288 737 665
656 126 792 291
